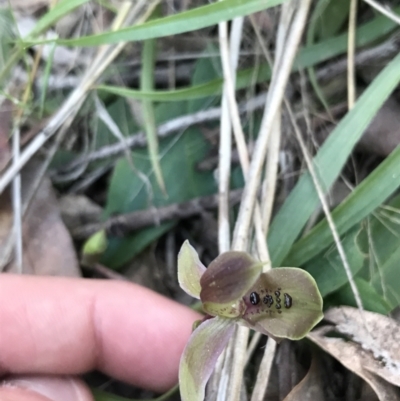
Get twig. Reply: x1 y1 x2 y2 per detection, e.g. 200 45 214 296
347 0 358 109
363 0 400 25
71 189 243 240
316 34 400 83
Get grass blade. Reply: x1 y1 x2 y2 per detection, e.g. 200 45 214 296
285 144 400 266
97 7 400 102
268 51 400 267
28 0 90 38
141 37 166 194
27 0 287 47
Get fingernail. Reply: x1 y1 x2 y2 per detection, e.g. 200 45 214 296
2 375 93 401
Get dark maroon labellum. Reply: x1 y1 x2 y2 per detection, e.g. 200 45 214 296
276 303 281 309
284 293 292 308
263 295 274 308
250 292 260 305
275 290 280 297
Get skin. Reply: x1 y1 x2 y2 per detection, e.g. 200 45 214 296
0 275 201 401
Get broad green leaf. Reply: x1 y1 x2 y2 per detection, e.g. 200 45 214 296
179 317 235 401
31 0 286 47
372 247 400 310
325 278 391 315
312 0 350 40
101 224 174 268
178 240 206 299
305 225 365 297
268 52 400 267
187 44 221 114
200 252 262 317
101 124 216 268
285 144 400 266
242 268 323 340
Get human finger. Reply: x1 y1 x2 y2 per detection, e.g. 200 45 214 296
0 275 200 392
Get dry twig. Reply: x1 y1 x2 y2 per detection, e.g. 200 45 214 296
72 189 243 240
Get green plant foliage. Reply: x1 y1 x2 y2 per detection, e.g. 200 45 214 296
27 0 91 38
325 278 391 315
304 225 365 297
97 8 400 103
141 37 166 193
0 8 14 71
100 52 221 268
101 126 216 268
29 0 286 47
302 194 400 312
268 52 400 267
285 145 400 266
312 0 350 40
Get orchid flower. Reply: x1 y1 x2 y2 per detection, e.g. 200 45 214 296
178 240 323 401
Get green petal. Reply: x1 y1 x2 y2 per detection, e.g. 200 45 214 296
179 317 235 401
242 268 323 340
200 251 263 308
178 240 206 299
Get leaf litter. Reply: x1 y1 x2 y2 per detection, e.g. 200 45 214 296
308 306 400 401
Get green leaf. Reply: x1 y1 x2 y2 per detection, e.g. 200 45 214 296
31 0 286 47
268 52 400 267
313 0 350 40
101 125 216 268
200 252 263 318
325 278 391 315
372 246 400 310
178 240 206 299
97 7 400 103
285 144 400 267
179 317 235 401
242 268 323 340
101 224 174 268
304 225 365 297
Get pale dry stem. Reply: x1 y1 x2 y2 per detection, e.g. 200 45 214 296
226 2 312 401
363 0 400 25
249 4 294 400
347 0 358 109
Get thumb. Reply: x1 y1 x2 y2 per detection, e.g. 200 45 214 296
0 375 94 401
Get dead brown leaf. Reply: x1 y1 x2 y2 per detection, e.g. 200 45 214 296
1 162 80 277
324 306 400 387
308 306 400 401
